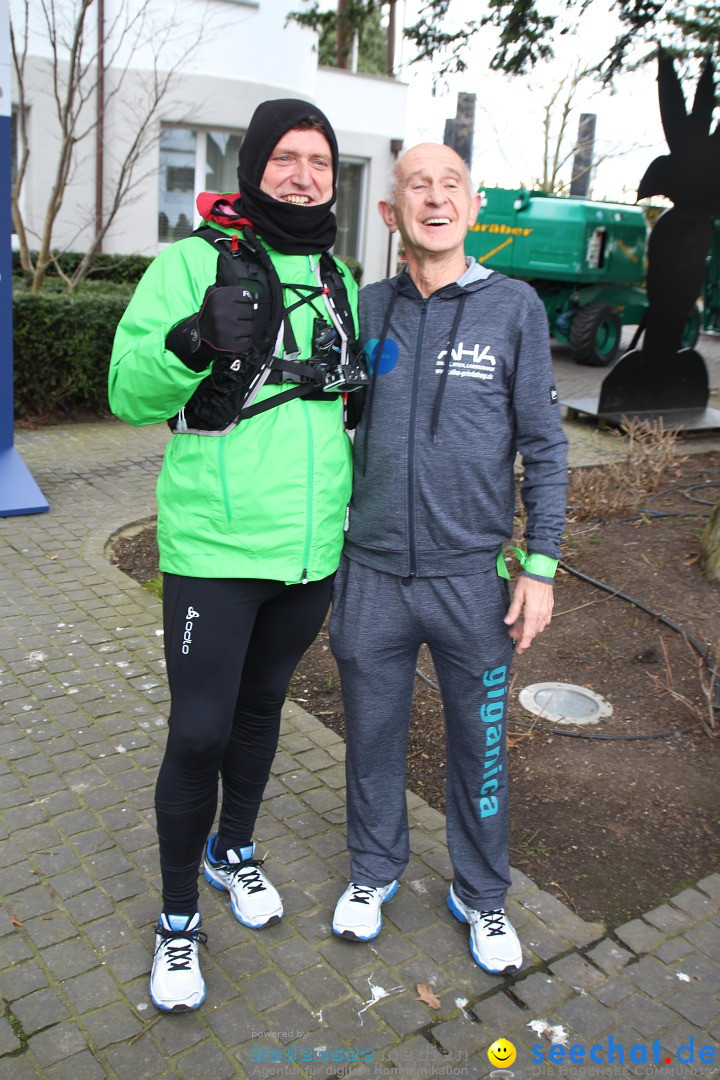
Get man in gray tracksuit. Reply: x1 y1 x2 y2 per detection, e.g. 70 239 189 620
329 143 568 974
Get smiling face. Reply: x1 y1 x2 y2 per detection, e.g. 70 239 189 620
487 1039 517 1068
380 143 481 265
259 128 334 207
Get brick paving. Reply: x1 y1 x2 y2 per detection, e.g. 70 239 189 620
1 342 719 1078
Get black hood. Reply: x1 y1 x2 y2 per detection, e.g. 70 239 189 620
236 98 338 255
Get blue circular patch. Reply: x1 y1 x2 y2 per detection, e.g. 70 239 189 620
364 337 399 375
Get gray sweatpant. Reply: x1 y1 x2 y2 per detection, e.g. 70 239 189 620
329 557 515 909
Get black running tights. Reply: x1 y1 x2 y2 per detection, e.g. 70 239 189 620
155 573 332 914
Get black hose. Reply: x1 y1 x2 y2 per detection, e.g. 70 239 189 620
681 481 720 506
558 561 715 672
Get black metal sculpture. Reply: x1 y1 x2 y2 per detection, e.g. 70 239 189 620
598 52 720 417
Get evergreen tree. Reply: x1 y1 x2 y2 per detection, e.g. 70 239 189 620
317 1 388 74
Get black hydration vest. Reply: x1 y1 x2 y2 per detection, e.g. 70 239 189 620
169 225 362 435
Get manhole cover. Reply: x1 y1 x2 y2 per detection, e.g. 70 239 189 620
518 682 613 725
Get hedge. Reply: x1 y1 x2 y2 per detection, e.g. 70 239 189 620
12 249 359 286
13 280 134 420
12 250 153 285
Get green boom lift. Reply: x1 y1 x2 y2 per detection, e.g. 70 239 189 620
465 187 708 366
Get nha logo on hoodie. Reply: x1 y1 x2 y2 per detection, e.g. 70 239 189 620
436 341 496 380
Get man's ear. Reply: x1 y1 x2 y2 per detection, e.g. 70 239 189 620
468 192 482 227
379 200 397 233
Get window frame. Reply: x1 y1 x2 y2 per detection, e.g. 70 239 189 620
335 155 367 263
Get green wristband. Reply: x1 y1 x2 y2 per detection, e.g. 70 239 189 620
523 553 558 579
496 547 558 580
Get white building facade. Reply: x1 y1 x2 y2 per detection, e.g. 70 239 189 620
10 0 407 283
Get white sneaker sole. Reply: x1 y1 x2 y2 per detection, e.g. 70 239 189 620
149 984 206 1013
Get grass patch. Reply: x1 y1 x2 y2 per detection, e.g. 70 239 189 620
143 575 163 599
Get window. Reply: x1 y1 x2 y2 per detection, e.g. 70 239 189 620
158 126 243 244
335 160 365 261
158 127 197 243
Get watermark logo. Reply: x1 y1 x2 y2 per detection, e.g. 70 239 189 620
488 1038 516 1068
529 1033 717 1072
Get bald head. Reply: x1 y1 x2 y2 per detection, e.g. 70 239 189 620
387 143 474 206
379 143 481 284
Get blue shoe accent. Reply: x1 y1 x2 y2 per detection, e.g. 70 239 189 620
165 913 196 932
447 888 488 968
203 835 224 890
446 890 469 925
203 833 256 881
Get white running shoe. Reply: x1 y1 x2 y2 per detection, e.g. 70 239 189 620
203 835 283 929
149 912 206 1012
447 885 522 973
332 880 399 941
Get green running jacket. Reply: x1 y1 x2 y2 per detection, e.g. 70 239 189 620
108 225 357 583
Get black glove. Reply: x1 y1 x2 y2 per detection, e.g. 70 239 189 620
166 286 258 372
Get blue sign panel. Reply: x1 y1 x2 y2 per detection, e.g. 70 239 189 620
0 0 48 515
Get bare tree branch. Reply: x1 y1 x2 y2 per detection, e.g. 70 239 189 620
11 0 196 291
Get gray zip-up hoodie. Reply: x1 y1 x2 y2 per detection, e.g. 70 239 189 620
345 260 568 579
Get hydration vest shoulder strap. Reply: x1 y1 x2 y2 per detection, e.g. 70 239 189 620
172 227 358 434
319 253 356 338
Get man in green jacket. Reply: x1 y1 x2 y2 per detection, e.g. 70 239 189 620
109 99 359 1013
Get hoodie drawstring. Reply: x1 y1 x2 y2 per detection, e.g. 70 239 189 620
363 282 468 468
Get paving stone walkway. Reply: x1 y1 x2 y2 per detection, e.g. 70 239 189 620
1 391 720 1078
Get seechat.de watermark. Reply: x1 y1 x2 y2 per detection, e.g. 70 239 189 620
530 1034 717 1069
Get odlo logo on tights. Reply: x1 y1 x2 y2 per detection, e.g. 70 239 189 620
182 606 200 655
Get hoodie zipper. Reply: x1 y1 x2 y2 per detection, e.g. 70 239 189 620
405 298 428 580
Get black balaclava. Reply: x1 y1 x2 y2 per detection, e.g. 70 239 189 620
236 98 338 255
